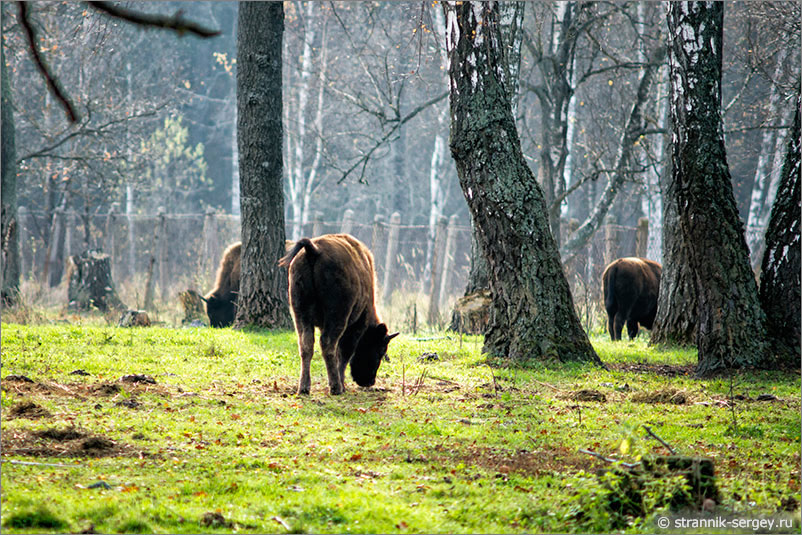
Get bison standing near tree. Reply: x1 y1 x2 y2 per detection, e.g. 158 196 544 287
204 242 241 328
279 234 398 395
602 257 662 341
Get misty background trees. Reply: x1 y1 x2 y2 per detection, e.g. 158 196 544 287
1 2 799 346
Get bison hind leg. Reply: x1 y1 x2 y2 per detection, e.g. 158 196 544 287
320 332 346 395
612 314 626 341
626 319 639 340
296 326 315 395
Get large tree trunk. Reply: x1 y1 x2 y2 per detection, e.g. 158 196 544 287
1 37 20 306
666 2 768 376
759 93 800 366
650 159 698 346
235 1 292 329
444 2 600 365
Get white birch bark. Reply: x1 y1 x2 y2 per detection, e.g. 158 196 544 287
746 47 789 266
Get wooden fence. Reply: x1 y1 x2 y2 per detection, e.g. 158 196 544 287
15 206 650 322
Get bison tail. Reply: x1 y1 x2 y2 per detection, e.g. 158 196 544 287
603 264 617 310
278 238 319 267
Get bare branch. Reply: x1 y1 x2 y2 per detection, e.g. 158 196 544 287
17 106 164 164
642 425 677 455
16 1 79 123
86 2 221 38
336 91 448 184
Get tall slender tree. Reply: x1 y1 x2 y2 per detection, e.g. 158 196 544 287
443 1 600 365
1 28 20 305
759 93 800 365
235 1 291 329
665 2 768 376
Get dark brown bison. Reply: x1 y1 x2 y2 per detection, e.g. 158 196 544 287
602 257 662 341
279 234 398 395
203 242 241 328
203 240 295 328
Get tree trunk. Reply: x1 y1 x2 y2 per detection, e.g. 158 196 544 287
66 250 125 312
235 1 292 329
451 2 522 301
650 158 698 346
759 93 800 366
1 37 20 306
444 2 600 365
745 48 789 269
666 2 768 376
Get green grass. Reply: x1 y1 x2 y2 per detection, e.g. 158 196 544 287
1 321 799 534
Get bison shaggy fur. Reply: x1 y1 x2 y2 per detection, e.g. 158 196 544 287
204 242 241 328
602 257 662 341
279 234 398 395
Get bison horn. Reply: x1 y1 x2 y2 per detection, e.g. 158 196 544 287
386 332 400 342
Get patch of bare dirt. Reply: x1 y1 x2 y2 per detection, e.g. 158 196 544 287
609 363 695 377
1 426 149 458
119 374 156 385
2 378 86 399
459 444 602 477
3 375 170 399
631 388 689 404
90 383 121 396
563 389 607 403
7 400 52 419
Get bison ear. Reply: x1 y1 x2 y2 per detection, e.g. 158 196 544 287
385 332 399 342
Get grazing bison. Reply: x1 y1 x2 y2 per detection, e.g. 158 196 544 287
279 234 398 395
203 242 241 328
602 257 662 341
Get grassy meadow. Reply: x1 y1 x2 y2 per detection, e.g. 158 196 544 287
1 314 799 534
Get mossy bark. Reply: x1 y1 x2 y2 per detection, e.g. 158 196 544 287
759 94 801 366
666 3 769 376
444 3 600 365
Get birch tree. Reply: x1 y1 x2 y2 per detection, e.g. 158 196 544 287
665 2 768 376
759 93 800 365
1 32 20 305
443 1 600 365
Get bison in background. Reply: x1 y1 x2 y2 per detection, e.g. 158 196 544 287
279 234 398 395
204 242 241 328
602 257 662 341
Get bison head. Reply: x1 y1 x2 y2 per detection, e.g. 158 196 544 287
350 323 399 387
204 295 237 328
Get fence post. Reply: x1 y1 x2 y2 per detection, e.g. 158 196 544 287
438 214 460 311
340 209 355 235
427 215 448 325
381 212 401 303
371 214 386 281
202 207 219 280
158 207 168 303
17 206 29 280
105 203 118 280
603 214 616 268
311 211 325 237
636 217 649 258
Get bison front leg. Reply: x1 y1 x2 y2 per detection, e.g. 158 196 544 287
296 327 315 395
320 332 345 395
